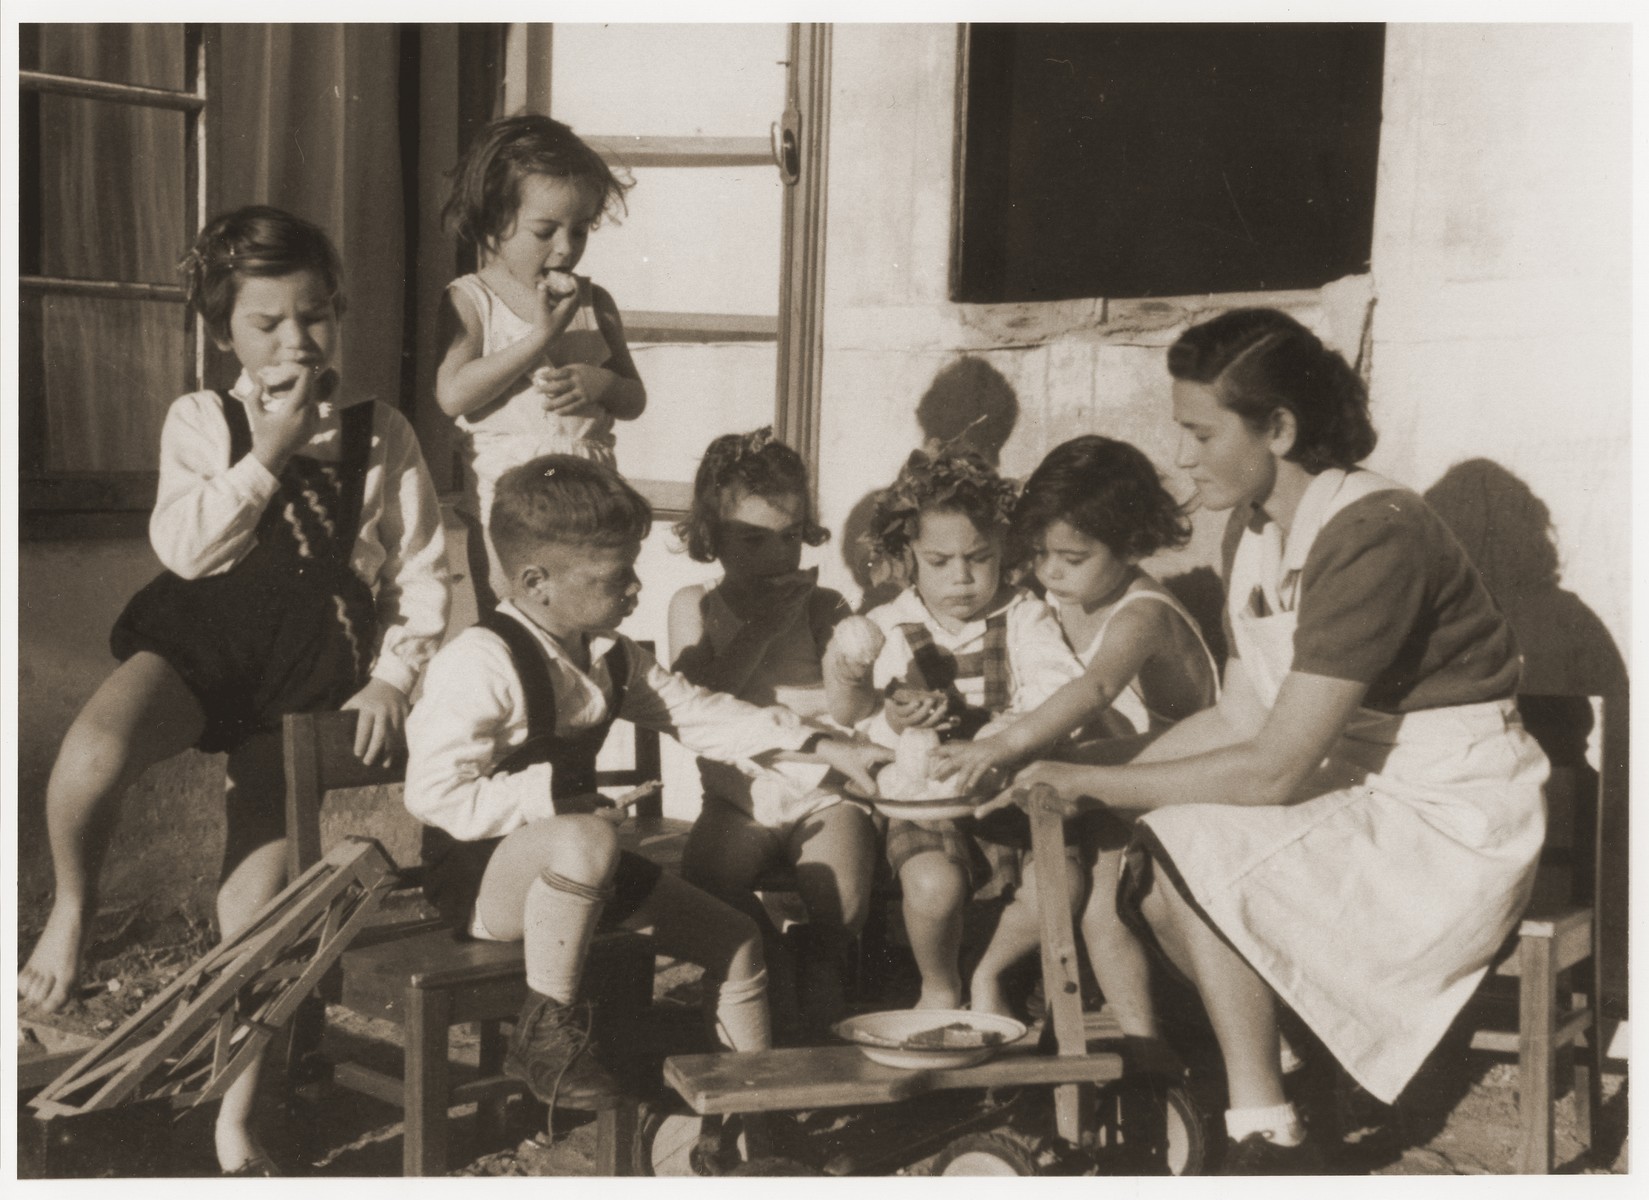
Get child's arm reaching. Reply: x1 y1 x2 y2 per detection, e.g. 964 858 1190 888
530 284 647 422
933 598 1164 796
619 638 888 794
434 281 579 419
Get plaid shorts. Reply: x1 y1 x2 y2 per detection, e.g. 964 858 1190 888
885 807 1085 901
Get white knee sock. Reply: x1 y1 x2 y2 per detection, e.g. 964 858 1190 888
523 870 610 1004
1226 1102 1305 1146
709 968 771 1052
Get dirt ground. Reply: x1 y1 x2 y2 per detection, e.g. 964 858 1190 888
17 901 1629 1179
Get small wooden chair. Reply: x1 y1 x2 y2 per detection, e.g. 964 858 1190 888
283 701 669 1176
1462 692 1616 1173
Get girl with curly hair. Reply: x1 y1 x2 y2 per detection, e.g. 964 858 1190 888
932 435 1218 1025
667 428 873 1038
823 447 1081 1010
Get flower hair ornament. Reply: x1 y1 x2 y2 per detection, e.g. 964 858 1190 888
861 446 1017 567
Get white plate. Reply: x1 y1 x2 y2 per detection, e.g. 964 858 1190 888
844 782 980 822
871 797 979 821
832 1009 1028 1070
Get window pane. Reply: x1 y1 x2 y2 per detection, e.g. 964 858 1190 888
549 24 787 138
37 297 187 472
581 166 783 317
37 95 187 285
617 345 778 486
28 23 187 91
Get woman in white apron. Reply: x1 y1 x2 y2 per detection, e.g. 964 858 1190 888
987 308 1547 1173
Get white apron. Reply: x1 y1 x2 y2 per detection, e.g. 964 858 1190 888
1134 468 1547 1102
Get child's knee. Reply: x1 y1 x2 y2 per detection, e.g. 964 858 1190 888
900 855 967 915
541 813 620 884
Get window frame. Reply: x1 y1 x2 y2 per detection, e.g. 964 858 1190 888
19 24 217 539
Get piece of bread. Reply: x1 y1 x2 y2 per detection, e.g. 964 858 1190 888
901 1021 1005 1050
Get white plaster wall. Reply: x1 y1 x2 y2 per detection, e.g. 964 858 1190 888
816 24 1630 690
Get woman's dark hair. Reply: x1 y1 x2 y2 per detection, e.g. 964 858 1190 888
1167 307 1376 473
179 206 345 343
1012 436 1190 565
863 448 1017 564
442 113 633 253
674 428 829 563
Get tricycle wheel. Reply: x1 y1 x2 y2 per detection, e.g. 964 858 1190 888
933 1132 1040 1175
1090 1077 1207 1175
632 1106 746 1176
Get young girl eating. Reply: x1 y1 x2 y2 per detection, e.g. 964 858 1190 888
668 429 875 1038
436 113 646 606
824 448 1081 1010
933 435 1218 1028
18 207 450 1174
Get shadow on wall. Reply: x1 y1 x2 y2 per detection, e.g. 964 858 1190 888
1423 458 1629 1011
841 357 1020 611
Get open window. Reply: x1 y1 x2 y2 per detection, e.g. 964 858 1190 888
953 23 1385 304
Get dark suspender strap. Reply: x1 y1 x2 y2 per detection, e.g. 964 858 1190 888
600 639 630 727
477 611 559 743
899 623 952 691
333 401 375 548
981 612 1011 714
218 392 253 465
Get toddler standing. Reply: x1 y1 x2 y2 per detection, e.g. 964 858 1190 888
933 435 1218 1029
436 113 646 606
668 429 877 1038
18 207 449 1174
824 448 1081 1010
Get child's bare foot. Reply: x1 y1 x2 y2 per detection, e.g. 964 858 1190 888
19 903 84 1016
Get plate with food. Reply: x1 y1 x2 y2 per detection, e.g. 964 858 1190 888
848 727 992 821
831 1009 1028 1070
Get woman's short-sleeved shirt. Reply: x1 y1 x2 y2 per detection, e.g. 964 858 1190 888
1220 488 1521 713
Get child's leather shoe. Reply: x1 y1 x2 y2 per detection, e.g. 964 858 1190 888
1222 1131 1323 1175
504 994 623 1110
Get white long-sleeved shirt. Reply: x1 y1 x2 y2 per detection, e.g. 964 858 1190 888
405 601 814 842
148 374 451 696
858 586 1083 746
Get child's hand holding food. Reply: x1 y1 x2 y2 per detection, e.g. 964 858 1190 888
530 269 582 338
885 685 954 734
248 362 336 473
825 616 885 681
532 363 610 417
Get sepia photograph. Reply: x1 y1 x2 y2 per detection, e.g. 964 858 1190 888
5 2 1634 1182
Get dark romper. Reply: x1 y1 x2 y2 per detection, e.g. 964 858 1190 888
111 393 378 763
884 614 1028 899
420 611 665 935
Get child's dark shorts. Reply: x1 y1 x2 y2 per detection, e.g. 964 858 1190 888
885 806 1086 902
422 831 664 937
